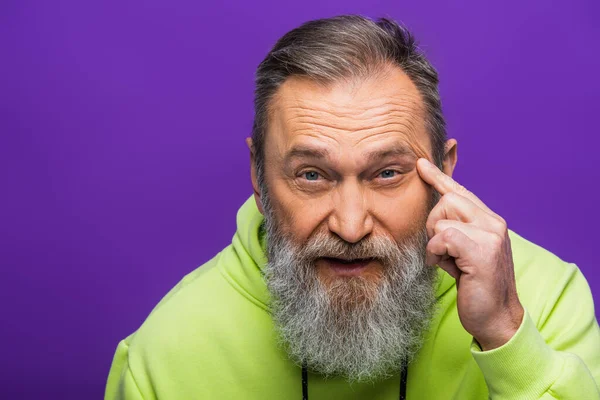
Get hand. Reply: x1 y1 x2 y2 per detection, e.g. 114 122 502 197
416 158 524 350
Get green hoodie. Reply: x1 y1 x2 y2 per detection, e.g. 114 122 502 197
106 196 600 399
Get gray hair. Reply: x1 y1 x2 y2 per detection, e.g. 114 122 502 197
251 15 447 188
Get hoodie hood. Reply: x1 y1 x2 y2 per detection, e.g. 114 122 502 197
220 196 455 310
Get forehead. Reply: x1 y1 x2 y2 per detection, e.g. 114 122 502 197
267 66 431 160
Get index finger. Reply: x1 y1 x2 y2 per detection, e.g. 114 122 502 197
416 158 494 214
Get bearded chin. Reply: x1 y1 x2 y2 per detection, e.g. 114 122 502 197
262 209 439 383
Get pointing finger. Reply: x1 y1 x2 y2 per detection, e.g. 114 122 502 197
416 158 493 214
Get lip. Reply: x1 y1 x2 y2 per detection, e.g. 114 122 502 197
319 257 375 276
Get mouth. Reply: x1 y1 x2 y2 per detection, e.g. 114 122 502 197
319 257 376 276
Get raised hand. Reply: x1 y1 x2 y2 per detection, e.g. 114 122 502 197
416 158 524 350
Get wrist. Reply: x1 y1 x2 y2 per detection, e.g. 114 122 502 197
474 304 524 351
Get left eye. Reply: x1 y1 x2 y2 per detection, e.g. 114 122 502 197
379 170 397 179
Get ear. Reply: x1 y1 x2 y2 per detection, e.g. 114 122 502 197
246 137 265 215
442 138 458 178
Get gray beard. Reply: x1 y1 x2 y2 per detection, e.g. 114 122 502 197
261 199 439 382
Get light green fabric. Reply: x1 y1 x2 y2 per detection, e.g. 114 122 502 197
105 196 600 399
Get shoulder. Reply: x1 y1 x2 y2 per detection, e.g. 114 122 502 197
509 229 575 278
509 229 591 321
110 247 278 397
509 230 578 285
123 248 272 372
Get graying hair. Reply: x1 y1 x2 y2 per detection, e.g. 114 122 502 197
251 15 447 188
262 205 438 382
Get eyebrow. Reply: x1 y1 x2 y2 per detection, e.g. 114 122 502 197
284 144 417 164
365 145 416 162
284 146 331 164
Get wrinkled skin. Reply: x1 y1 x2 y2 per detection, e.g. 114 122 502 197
248 65 523 351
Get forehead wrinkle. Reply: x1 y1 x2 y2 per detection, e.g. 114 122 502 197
280 92 424 136
285 108 422 135
268 71 431 160
353 131 429 160
282 95 423 121
289 115 421 144
276 116 429 162
287 129 426 162
271 66 426 123
285 105 420 122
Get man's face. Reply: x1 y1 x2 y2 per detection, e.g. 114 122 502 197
260 66 434 283
251 66 441 381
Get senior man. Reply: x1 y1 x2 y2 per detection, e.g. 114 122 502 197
106 15 600 399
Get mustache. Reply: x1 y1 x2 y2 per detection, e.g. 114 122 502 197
295 232 406 265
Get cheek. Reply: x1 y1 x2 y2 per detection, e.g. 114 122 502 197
266 176 331 242
370 176 431 239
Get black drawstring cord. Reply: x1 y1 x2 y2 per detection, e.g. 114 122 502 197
399 358 408 400
300 359 408 399
302 363 309 400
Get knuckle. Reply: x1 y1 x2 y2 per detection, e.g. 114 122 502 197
433 219 447 234
498 216 508 231
442 192 460 207
453 181 468 194
491 216 508 235
443 227 457 241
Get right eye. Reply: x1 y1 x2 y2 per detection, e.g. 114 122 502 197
303 171 320 181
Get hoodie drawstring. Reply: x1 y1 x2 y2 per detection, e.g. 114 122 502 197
301 358 408 399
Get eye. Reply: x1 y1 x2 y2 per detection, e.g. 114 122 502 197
379 170 398 179
303 171 320 181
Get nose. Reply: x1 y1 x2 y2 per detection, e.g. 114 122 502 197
327 181 374 243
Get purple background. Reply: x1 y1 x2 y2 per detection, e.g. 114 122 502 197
1 0 599 398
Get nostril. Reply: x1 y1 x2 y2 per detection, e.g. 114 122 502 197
327 207 373 244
